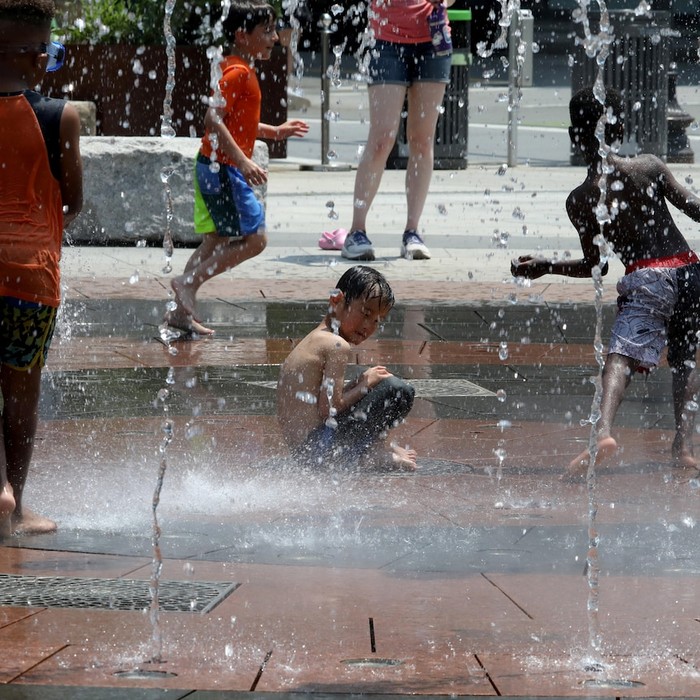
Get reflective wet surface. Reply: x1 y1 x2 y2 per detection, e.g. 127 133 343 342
4 288 699 697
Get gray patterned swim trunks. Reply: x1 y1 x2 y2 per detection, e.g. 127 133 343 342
608 267 678 369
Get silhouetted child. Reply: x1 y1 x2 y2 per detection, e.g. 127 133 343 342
512 86 700 480
165 0 308 336
0 0 83 534
277 266 417 470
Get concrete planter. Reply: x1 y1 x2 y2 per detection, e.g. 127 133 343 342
67 137 269 247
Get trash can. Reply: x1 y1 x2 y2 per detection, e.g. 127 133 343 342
386 8 471 170
570 10 670 164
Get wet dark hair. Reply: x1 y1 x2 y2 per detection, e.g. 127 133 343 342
569 86 625 161
222 0 276 41
0 0 55 27
336 266 395 312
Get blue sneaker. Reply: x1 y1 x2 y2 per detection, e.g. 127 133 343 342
400 230 431 260
341 229 375 261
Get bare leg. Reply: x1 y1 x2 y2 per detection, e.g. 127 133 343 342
0 387 16 536
0 485 14 538
404 81 447 232
671 363 699 471
0 364 56 535
349 84 407 233
562 353 635 481
167 232 267 335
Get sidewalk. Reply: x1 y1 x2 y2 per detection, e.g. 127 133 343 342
61 159 700 307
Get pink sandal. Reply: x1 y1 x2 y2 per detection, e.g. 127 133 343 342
318 228 348 251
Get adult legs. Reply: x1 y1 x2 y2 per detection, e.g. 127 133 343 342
0 363 55 534
169 231 267 334
349 84 408 233
563 352 636 480
404 80 447 232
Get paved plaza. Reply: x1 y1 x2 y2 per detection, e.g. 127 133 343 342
1 56 700 699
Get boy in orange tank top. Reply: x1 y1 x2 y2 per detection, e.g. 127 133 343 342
0 0 83 535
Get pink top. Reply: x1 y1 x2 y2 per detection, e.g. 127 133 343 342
370 0 448 44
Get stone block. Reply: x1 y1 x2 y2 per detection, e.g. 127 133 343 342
66 136 269 246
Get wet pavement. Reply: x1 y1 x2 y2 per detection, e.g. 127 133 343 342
4 241 700 697
3 65 700 698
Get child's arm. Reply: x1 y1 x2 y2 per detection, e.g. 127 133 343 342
204 106 268 186
511 191 609 279
318 343 352 421
341 366 393 407
660 161 700 223
59 103 83 225
258 119 309 142
318 343 391 419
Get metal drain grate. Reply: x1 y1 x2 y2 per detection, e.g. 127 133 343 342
0 573 239 613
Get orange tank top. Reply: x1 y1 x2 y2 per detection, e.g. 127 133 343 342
0 92 64 307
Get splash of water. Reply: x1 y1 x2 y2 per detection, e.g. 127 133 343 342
205 44 225 168
160 166 175 273
149 405 174 663
573 0 617 671
160 0 178 139
147 0 179 667
284 0 306 92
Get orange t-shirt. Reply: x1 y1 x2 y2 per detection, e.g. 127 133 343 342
0 92 64 307
370 0 437 44
200 55 261 165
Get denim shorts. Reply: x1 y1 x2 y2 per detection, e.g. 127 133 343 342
0 296 57 370
193 154 265 237
368 40 451 86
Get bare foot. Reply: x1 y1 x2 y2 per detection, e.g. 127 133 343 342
0 485 15 538
163 309 214 337
389 444 418 471
672 434 698 471
362 443 418 472
11 508 57 536
561 436 618 482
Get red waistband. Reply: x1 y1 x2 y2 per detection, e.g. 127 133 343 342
625 250 700 275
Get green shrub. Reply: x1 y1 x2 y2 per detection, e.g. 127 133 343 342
57 0 219 45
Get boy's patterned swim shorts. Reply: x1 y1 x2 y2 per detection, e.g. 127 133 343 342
0 296 57 370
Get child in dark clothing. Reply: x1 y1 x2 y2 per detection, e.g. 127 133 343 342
512 87 700 480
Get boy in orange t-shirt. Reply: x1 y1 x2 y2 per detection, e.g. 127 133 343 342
165 0 308 337
0 0 83 535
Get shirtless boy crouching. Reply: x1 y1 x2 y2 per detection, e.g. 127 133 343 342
277 266 417 471
512 87 700 481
